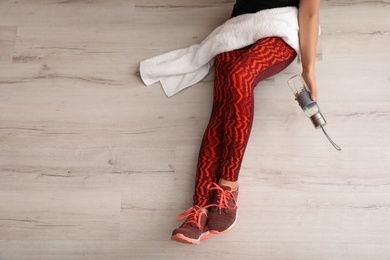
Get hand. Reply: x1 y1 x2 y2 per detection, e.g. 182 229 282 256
302 71 318 101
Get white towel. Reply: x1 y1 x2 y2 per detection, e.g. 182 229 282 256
140 7 299 97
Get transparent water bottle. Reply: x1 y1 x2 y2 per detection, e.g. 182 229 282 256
287 75 326 129
287 75 341 151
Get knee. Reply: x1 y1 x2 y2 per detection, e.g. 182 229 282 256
226 69 254 99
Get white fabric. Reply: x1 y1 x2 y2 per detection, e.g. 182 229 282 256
139 7 300 97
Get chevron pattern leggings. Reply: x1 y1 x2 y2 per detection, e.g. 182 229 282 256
193 37 297 207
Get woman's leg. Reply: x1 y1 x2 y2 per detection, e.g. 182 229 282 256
193 47 249 208
220 37 297 182
171 47 248 245
207 37 297 234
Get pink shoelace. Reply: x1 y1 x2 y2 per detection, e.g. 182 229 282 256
175 206 203 228
207 182 238 214
175 183 238 225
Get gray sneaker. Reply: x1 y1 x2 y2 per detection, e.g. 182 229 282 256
207 183 239 234
171 206 212 244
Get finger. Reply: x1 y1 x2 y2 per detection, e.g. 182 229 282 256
310 87 318 101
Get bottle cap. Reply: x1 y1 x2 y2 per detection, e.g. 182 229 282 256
310 112 327 128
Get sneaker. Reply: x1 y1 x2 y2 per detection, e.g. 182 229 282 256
207 182 239 234
171 206 212 245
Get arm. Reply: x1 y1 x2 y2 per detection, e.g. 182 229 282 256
298 0 321 100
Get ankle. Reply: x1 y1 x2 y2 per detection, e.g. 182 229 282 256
200 208 208 215
219 179 238 190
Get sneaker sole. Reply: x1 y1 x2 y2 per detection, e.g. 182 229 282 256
209 211 238 235
171 231 212 245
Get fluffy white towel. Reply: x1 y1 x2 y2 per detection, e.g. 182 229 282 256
140 7 299 97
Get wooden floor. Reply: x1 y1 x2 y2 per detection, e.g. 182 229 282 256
1 0 389 259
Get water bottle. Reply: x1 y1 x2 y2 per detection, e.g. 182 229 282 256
287 75 341 151
287 75 326 128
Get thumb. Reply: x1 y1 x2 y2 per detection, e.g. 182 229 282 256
301 73 318 101
310 90 318 101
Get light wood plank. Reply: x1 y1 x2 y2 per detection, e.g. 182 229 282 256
0 26 17 63
0 190 121 240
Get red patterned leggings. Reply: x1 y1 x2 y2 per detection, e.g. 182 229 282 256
193 37 297 207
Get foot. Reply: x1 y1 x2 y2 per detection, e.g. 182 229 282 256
171 206 212 245
207 182 239 234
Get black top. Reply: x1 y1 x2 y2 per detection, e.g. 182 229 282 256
232 0 299 17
